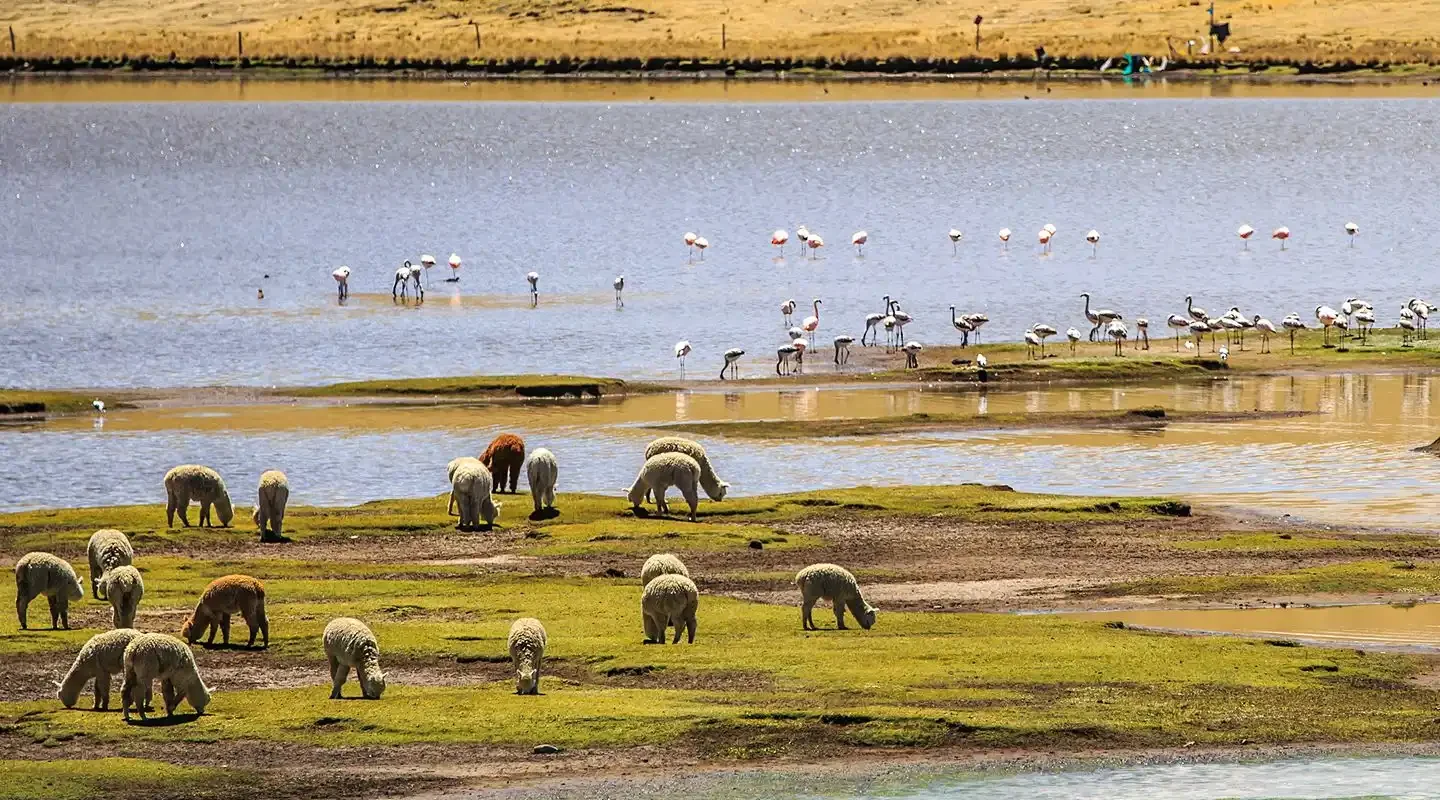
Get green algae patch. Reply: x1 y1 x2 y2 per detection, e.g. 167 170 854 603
1091 561 1440 599
288 374 669 400
656 408 1304 439
0 391 128 416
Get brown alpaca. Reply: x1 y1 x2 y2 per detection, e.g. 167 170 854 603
480 433 525 494
180 575 269 649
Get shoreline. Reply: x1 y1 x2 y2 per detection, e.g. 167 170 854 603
7 61 1440 85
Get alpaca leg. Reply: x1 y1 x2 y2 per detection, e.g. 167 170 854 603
802 596 817 630
685 613 697 644
682 481 699 523
243 609 259 648
16 591 28 630
220 613 232 645
166 489 177 528
335 663 352 695
175 491 192 527
121 673 138 720
162 678 178 716
48 595 60 629
96 672 111 710
329 655 344 698
834 600 849 630
643 611 660 643
671 614 684 644
199 501 211 527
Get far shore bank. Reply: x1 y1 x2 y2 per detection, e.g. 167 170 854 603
5 63 1440 104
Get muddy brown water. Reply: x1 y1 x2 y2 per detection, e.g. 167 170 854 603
6 373 1440 529
1083 603 1440 651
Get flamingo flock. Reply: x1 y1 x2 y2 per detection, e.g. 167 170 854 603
321 218 1389 381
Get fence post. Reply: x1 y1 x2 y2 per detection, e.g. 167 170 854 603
237 31 244 59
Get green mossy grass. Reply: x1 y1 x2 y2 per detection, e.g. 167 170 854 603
1096 561 1440 599
0 486 1186 556
2 575 1434 751
0 758 237 800
0 391 122 416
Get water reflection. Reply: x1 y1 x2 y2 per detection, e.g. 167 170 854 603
1087 604 1440 650
5 373 1440 527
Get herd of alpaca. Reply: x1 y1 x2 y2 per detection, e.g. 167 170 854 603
17 433 878 722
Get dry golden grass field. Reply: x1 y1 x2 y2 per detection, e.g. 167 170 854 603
3 0 1440 68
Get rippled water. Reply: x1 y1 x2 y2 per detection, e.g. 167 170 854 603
6 373 1440 526
3 90 1440 387
485 756 1440 800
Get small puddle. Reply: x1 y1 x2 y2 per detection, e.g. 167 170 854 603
1089 603 1440 650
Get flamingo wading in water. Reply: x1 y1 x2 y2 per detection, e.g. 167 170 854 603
720 348 744 380
674 340 692 367
852 231 868 255
1080 293 1119 342
332 266 351 300
801 299 822 342
1237 225 1254 250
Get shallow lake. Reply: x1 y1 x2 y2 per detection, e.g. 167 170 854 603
3 86 1440 387
475 755 1440 799
6 373 1440 527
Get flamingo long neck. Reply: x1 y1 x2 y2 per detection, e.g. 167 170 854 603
951 307 958 325
1083 294 1091 316
812 300 821 319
